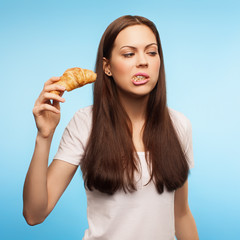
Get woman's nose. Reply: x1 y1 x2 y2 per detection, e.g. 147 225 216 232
136 53 148 68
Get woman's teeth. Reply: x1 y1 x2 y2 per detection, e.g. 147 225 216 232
133 76 146 82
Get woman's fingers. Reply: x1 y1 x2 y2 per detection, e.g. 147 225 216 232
52 99 60 110
35 92 65 106
44 92 65 103
35 76 66 104
44 77 61 86
33 76 66 117
33 103 60 116
44 83 66 93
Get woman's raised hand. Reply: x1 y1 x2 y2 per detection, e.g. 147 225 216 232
32 77 66 138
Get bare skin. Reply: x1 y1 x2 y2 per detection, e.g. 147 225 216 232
175 181 199 240
23 77 78 225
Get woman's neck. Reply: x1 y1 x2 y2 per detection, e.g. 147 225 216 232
117 91 148 152
121 94 148 152
119 93 148 123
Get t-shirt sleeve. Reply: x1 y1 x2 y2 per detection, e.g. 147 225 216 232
182 118 194 169
53 107 92 166
169 108 194 169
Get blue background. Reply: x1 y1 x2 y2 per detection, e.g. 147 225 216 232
0 0 239 239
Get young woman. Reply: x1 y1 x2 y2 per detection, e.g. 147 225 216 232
23 15 199 240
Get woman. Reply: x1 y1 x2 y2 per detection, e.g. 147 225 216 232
23 15 199 240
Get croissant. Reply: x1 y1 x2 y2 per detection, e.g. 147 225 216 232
51 67 97 95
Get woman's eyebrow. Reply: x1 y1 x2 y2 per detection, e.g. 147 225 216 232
120 43 158 50
145 43 158 49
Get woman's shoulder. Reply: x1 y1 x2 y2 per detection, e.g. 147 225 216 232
67 105 93 131
75 105 93 116
72 105 93 122
168 108 194 168
168 107 192 132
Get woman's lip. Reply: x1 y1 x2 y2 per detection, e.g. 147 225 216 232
132 72 150 85
134 72 149 78
132 78 149 85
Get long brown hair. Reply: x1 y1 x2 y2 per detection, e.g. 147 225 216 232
81 15 189 195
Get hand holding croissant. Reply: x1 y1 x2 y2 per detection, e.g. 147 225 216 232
51 67 97 95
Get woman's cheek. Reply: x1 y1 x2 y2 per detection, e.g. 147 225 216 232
113 61 130 76
153 59 160 75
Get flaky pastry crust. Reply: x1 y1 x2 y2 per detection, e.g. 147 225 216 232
51 67 97 95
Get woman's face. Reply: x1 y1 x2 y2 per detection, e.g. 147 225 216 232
104 25 160 99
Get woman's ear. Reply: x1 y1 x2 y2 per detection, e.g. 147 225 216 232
103 57 112 76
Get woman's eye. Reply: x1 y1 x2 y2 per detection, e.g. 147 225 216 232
148 51 158 56
123 53 134 58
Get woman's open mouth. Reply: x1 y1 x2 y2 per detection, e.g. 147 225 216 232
132 74 149 85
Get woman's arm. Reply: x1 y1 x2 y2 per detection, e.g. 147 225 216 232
174 180 199 240
23 77 78 225
23 140 78 225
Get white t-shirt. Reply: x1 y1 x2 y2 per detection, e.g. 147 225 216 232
54 105 194 240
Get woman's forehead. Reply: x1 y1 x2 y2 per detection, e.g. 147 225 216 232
113 25 157 49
